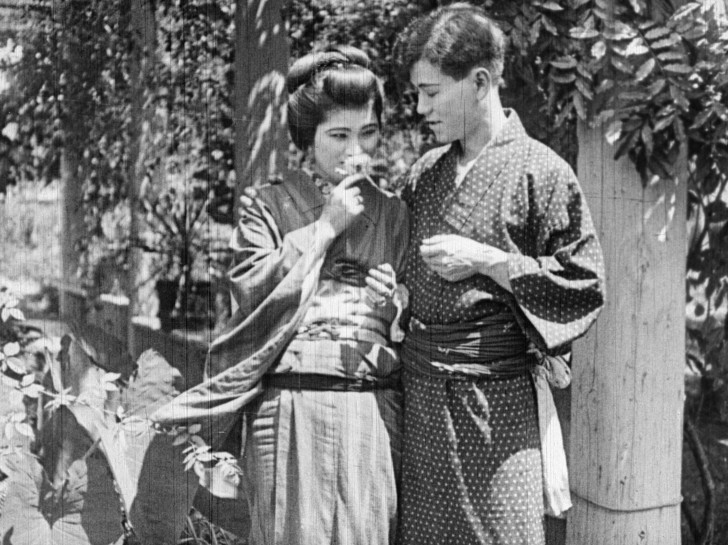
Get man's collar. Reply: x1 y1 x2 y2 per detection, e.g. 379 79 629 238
491 108 526 147
451 108 526 159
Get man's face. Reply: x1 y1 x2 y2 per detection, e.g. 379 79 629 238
409 59 480 145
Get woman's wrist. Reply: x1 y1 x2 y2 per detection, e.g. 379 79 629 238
314 218 340 246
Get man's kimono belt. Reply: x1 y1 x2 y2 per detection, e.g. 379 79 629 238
401 312 533 378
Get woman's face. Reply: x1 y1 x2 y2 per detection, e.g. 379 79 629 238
312 103 380 183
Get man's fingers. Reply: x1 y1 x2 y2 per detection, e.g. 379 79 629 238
420 244 445 257
422 234 453 245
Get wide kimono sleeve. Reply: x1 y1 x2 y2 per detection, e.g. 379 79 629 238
228 193 324 318
151 189 329 435
507 160 606 352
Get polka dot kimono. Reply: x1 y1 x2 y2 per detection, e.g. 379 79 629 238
397 111 605 545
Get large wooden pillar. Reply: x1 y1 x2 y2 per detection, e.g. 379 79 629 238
59 4 87 317
126 0 156 349
234 0 289 192
568 123 686 544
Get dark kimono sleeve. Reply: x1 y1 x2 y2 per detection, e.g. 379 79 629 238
203 193 330 379
152 191 329 447
228 196 323 318
507 165 606 351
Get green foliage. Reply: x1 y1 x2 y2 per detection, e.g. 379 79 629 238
5 0 235 305
5 1 728 385
1 297 242 542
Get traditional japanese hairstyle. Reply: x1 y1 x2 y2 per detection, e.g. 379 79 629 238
286 45 384 151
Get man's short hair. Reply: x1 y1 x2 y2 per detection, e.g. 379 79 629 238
395 2 505 84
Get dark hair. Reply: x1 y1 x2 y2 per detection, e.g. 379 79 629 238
286 45 384 150
394 2 505 83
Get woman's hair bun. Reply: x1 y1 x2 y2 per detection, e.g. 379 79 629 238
286 45 372 94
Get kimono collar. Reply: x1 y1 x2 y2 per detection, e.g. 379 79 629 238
276 168 326 226
452 108 527 158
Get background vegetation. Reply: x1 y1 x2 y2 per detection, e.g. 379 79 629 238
2 0 728 543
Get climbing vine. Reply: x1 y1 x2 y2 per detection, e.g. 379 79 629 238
4 0 728 366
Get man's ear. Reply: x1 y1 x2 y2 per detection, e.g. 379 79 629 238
473 67 492 98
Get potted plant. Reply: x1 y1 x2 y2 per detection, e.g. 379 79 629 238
137 174 232 332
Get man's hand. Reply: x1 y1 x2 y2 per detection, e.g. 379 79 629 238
420 234 512 290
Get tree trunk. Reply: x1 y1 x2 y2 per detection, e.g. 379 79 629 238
234 0 289 194
567 122 686 544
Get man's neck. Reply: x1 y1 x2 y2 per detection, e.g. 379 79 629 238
459 99 507 164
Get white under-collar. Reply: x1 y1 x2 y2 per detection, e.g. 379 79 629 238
454 143 488 188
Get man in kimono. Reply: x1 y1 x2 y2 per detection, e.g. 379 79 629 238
393 4 606 545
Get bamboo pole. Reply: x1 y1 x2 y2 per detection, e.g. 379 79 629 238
567 122 686 544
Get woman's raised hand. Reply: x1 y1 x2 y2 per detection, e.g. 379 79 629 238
319 174 366 236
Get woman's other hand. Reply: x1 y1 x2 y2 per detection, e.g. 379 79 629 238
364 263 396 307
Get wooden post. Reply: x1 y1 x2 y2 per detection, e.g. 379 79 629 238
127 0 156 351
567 122 686 544
234 0 289 193
59 4 87 318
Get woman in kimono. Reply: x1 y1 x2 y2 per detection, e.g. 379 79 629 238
390 4 606 545
153 46 407 545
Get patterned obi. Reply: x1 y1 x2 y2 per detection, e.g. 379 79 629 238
402 312 535 380
268 278 400 383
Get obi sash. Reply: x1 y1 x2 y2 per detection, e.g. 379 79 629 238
401 312 535 379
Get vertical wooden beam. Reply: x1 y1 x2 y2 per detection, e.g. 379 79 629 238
234 0 289 193
568 122 686 544
127 0 156 351
59 4 87 318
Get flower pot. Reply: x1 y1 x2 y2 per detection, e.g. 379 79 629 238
156 279 213 332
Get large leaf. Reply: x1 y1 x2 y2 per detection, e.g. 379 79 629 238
54 335 201 543
69 322 134 378
0 446 122 545
118 349 201 543
37 408 125 545
121 349 184 417
121 351 249 541
53 341 191 543
0 452 51 544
